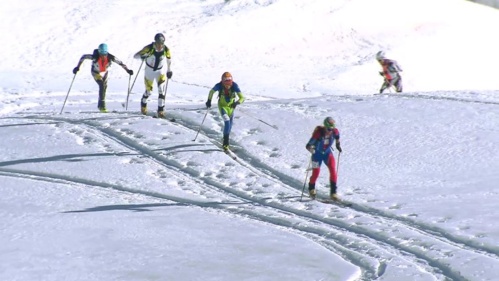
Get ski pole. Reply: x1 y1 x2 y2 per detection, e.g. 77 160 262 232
125 59 144 110
300 157 312 201
60 73 77 114
126 74 131 109
239 109 278 130
192 108 210 142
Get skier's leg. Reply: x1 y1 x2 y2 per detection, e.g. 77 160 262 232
101 72 109 111
307 156 324 197
141 67 155 114
325 153 337 184
157 73 166 115
394 76 403 92
308 156 324 185
93 72 107 111
325 153 338 197
221 108 232 149
379 80 389 93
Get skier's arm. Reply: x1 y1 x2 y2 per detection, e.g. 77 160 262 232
207 89 216 101
133 45 151 59
306 127 322 152
166 58 172 72
393 60 402 72
164 48 172 72
75 54 93 68
232 83 245 104
387 60 402 73
333 128 342 152
109 55 131 73
235 92 245 104
206 85 220 108
306 138 317 153
73 54 93 74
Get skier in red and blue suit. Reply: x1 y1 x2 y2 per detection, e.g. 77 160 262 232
305 117 342 201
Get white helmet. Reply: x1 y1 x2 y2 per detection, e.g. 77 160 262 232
376 51 385 60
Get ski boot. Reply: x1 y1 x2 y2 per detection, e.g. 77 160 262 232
308 183 316 199
222 134 230 151
97 100 107 113
141 102 148 115
330 181 339 201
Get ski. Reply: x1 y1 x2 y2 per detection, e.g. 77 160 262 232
224 148 237 160
317 198 353 207
152 115 176 122
305 195 353 207
209 139 237 160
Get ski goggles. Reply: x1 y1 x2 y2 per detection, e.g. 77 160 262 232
325 120 336 130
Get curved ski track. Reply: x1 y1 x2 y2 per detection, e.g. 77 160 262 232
1 107 498 281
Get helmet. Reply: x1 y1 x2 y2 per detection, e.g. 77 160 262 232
221 72 232 81
221 72 233 87
154 33 165 44
376 50 385 60
98 43 108 55
323 117 336 129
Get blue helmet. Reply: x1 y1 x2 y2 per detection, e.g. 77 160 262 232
98 43 108 55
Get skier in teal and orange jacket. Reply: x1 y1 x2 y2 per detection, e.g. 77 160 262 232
205 72 245 151
305 117 342 201
73 43 133 112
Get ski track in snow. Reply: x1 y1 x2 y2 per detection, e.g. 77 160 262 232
1 94 498 281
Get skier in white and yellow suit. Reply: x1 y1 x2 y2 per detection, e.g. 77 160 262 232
133 33 172 118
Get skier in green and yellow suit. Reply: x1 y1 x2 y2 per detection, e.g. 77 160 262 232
205 72 245 151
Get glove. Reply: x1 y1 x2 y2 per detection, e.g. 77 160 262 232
205 99 211 108
379 71 384 77
306 145 315 154
167 71 173 79
73 67 79 74
127 69 133 75
230 101 240 109
336 142 342 153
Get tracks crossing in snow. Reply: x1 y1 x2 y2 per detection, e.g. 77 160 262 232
1 113 498 281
